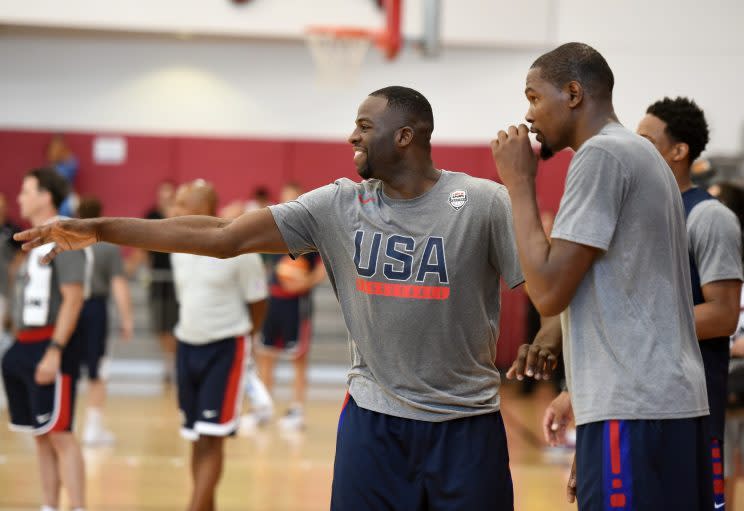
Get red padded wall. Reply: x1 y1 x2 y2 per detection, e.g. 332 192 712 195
0 128 570 366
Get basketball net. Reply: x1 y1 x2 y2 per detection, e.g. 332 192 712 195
305 27 372 88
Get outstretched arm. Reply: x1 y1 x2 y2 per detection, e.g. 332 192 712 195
15 208 288 263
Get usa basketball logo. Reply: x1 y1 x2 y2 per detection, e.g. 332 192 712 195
448 190 468 211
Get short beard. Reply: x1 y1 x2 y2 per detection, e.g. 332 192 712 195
539 143 555 160
358 164 373 180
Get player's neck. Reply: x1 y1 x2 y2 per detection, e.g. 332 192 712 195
673 166 694 193
381 163 440 200
570 107 619 152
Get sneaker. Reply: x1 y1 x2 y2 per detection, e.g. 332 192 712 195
83 428 116 447
238 408 273 435
278 408 305 432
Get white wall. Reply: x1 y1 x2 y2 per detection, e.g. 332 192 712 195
0 0 385 39
0 0 743 154
0 0 555 48
3 0 741 52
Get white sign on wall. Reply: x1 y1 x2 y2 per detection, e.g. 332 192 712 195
93 136 127 165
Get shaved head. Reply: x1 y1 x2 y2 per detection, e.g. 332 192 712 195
173 179 218 217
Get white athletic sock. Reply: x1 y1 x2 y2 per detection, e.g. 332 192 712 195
40 505 58 511
85 407 103 434
245 369 273 412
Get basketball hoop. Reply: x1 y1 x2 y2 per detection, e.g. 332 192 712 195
304 1 401 88
305 26 374 88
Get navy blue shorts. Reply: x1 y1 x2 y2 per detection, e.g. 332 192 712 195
176 336 245 440
1 327 80 435
77 296 108 380
260 296 312 357
331 394 513 511
575 417 713 510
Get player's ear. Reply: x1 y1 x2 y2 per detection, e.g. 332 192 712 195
395 126 414 148
566 81 583 109
672 142 689 163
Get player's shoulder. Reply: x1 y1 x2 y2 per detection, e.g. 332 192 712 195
52 247 87 275
443 170 509 203
580 123 651 160
689 197 740 227
296 178 366 204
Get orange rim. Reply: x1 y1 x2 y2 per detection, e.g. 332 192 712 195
305 26 374 40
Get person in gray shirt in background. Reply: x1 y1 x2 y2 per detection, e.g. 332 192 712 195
75 196 133 447
14 86 563 511
494 43 711 509
637 97 742 509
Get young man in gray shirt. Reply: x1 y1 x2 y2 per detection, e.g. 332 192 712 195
16 86 541 510
75 196 134 447
637 97 743 509
493 43 711 509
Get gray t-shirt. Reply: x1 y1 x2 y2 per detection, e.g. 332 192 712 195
687 200 742 286
89 242 124 297
13 244 87 330
552 123 708 425
270 170 523 421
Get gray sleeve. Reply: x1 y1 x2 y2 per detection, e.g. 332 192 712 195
54 249 86 284
488 187 524 289
688 200 743 285
108 244 125 278
551 146 628 250
268 183 338 257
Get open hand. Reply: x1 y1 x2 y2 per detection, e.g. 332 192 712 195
506 315 562 381
490 124 538 188
14 219 98 263
543 391 573 447
506 342 559 381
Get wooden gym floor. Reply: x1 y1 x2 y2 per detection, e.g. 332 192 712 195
1 382 743 510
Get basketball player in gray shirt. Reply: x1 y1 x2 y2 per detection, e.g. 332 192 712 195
494 43 710 509
15 86 552 510
76 196 134 446
637 97 742 509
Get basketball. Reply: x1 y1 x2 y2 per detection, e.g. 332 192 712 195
275 255 311 291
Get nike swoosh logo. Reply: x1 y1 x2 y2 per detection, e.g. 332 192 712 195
358 195 375 204
715 502 725 509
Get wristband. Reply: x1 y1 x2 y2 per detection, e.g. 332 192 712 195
47 341 65 352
